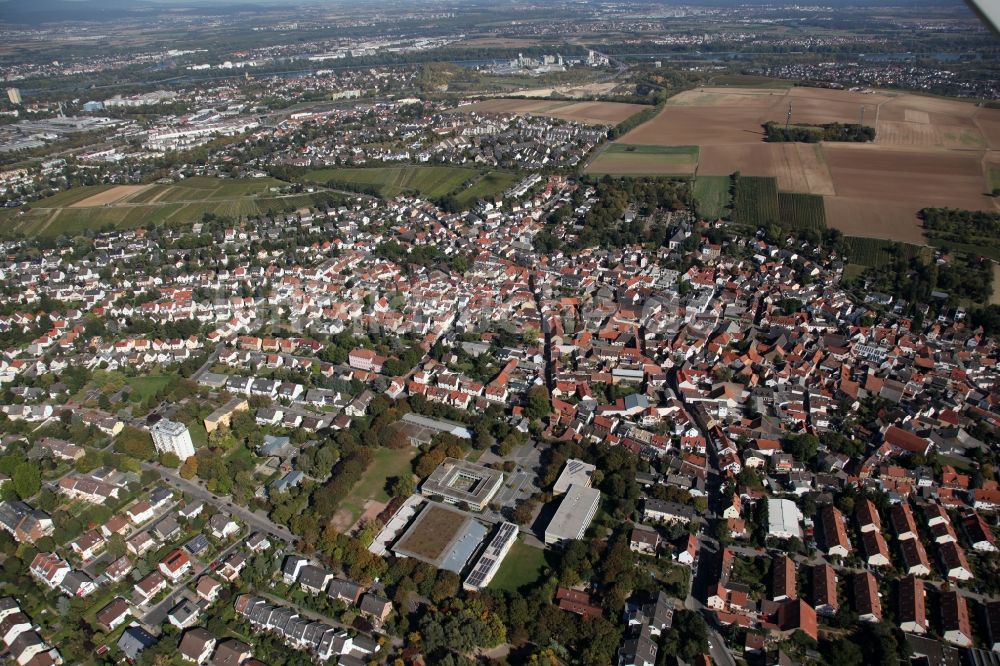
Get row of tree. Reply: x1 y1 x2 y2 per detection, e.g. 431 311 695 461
763 121 875 143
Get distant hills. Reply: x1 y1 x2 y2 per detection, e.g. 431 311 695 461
0 0 284 24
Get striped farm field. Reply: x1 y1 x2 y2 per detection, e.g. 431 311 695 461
733 175 779 227
1 176 320 237
777 192 826 231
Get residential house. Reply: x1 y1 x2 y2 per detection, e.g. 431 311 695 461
179 627 217 664
853 572 882 623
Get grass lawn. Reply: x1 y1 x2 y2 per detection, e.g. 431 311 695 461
225 443 254 467
453 171 519 208
693 175 732 220
303 165 478 199
489 537 550 592
842 264 867 281
125 374 173 401
189 422 208 447
339 447 416 520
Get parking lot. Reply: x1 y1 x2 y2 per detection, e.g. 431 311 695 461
477 440 542 525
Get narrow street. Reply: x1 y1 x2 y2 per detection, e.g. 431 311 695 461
142 461 295 544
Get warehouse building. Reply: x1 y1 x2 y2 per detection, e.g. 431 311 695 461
767 498 802 540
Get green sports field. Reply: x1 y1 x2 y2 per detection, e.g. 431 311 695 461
488 538 550 592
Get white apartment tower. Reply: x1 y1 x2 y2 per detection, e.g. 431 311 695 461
151 419 195 460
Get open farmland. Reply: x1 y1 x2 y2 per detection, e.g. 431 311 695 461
699 143 835 195
70 185 151 207
607 85 1000 245
302 165 478 199
778 192 826 231
693 175 732 220
451 98 647 125
733 176 779 227
1 176 319 237
586 144 698 176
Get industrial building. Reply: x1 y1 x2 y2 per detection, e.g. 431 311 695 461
545 484 601 545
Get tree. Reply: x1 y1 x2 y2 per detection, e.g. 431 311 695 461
115 426 156 460
179 457 198 479
158 452 181 468
387 475 415 498
512 497 537 525
12 462 40 499
525 386 551 420
659 610 708 663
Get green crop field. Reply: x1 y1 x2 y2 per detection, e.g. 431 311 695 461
843 236 931 267
605 144 699 157
926 237 1000 262
27 185 113 209
990 166 1000 192
777 192 827 230
453 171 519 208
0 177 324 237
587 143 699 176
303 165 479 199
693 175 732 220
733 176 779 227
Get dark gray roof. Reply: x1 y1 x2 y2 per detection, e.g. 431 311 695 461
117 625 157 660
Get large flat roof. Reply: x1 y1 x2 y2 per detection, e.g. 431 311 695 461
401 413 472 439
392 502 488 574
767 498 802 539
553 459 596 495
420 457 503 509
545 484 600 543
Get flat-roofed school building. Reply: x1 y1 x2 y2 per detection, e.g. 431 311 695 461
545 485 601 545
